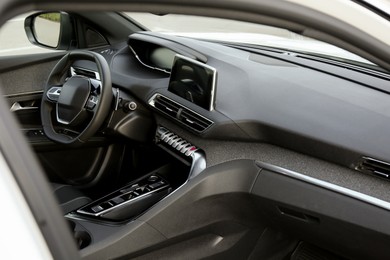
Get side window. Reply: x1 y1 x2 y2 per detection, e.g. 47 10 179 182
0 13 58 56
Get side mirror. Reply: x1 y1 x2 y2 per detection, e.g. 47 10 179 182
24 12 75 50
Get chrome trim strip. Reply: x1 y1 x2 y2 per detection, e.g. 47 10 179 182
128 46 171 74
46 86 62 101
361 156 390 167
256 161 390 211
188 151 207 179
10 102 38 112
56 96 89 125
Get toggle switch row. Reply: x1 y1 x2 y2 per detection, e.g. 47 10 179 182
156 127 198 156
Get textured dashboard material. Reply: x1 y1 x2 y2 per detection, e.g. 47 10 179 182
156 115 390 203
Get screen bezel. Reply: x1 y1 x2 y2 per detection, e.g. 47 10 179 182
168 54 217 111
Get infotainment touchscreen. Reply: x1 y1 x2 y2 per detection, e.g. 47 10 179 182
168 54 217 111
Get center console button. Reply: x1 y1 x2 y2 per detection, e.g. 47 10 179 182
148 181 165 190
147 175 159 182
91 205 104 213
120 193 133 200
120 184 138 193
110 197 125 205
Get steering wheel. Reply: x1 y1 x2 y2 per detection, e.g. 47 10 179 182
41 51 113 145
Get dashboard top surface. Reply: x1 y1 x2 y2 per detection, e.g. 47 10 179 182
96 31 390 172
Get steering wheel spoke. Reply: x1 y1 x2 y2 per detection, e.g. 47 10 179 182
46 86 63 102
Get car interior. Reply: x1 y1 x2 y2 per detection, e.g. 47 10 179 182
1 2 390 259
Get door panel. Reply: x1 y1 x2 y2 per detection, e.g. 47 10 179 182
0 53 65 95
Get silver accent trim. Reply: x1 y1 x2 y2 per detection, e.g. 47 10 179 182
176 140 187 151
114 88 121 111
10 102 38 112
56 105 73 125
188 151 207 179
256 161 390 211
361 156 390 167
71 66 100 80
46 86 62 101
128 101 137 111
129 46 171 74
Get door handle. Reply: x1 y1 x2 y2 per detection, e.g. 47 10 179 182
10 102 38 112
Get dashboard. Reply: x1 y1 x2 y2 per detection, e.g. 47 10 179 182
89 31 390 201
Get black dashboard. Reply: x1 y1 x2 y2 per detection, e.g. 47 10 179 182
94 31 390 193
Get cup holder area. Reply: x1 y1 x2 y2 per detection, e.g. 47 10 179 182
68 220 91 249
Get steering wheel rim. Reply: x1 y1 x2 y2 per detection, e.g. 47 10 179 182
41 50 112 145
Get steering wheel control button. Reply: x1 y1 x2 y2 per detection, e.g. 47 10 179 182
90 79 101 91
86 95 98 109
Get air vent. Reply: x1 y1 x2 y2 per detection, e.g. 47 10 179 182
149 94 213 132
71 67 100 80
356 157 390 180
153 95 180 118
180 109 212 132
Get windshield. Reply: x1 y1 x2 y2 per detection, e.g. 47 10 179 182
126 13 373 66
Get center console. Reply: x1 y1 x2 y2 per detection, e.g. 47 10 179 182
65 126 206 249
77 174 171 221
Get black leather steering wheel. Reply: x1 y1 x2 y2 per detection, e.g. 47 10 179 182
41 51 113 145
